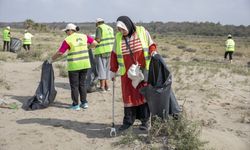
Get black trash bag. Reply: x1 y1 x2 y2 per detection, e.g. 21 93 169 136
10 38 22 53
85 49 99 93
23 60 57 110
140 54 181 119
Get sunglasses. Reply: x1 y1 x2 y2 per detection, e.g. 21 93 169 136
65 29 70 33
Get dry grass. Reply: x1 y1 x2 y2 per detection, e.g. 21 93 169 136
156 34 250 65
0 75 11 90
55 63 68 77
114 112 207 150
0 52 17 61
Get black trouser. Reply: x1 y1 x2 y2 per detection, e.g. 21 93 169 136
123 103 150 126
3 41 10 51
68 69 88 106
23 44 30 51
224 51 233 60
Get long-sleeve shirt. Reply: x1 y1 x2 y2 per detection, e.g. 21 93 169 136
110 29 157 107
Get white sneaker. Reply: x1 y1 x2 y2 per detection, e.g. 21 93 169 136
81 103 88 109
69 105 81 111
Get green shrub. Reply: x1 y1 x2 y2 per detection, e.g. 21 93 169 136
114 111 207 150
55 63 68 77
17 50 44 61
149 113 207 150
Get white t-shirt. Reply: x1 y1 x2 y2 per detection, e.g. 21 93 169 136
24 33 34 40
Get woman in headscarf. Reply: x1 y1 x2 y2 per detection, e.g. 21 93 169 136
110 16 157 131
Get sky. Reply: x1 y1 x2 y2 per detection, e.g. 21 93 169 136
0 0 250 26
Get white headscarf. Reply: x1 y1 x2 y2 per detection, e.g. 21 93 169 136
116 21 128 32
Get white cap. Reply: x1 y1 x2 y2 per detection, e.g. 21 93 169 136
96 18 104 23
62 23 77 31
228 34 232 38
6 26 10 30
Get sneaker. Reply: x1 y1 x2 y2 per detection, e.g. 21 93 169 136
80 103 88 109
69 105 80 111
99 87 106 93
105 87 111 91
139 122 149 131
118 124 131 131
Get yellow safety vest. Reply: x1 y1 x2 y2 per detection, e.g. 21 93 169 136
115 26 151 76
23 33 32 44
95 24 114 55
65 33 91 71
225 39 235 52
2 29 10 42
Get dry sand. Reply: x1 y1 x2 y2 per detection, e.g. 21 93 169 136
0 60 250 150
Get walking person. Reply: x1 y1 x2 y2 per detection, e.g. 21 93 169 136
49 23 97 110
95 18 115 92
2 26 11 51
110 16 157 131
224 34 235 63
23 30 34 51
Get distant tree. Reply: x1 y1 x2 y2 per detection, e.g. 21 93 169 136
23 19 48 32
24 19 35 29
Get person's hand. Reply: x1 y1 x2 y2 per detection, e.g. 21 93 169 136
110 72 116 81
47 57 53 64
151 51 157 57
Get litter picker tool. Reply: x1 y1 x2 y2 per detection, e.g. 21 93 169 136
110 79 117 137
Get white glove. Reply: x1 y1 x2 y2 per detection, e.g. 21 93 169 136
151 51 157 57
47 57 53 64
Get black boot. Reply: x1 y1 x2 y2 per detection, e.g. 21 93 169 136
139 121 149 131
118 124 131 131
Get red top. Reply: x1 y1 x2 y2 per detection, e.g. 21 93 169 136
110 31 156 107
58 35 94 54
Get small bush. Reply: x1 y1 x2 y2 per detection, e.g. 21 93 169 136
149 113 207 150
177 45 186 49
0 52 16 61
247 62 250 68
0 76 11 90
114 111 207 150
172 57 181 61
55 63 68 77
17 50 44 61
184 47 197 52
113 128 141 146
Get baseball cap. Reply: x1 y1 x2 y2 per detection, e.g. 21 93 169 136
62 23 77 31
96 18 104 23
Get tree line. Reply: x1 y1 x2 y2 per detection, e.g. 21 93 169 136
138 21 250 37
1 19 249 37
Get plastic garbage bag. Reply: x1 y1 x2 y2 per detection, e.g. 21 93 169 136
10 38 22 53
140 54 181 119
24 60 57 110
85 49 98 93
